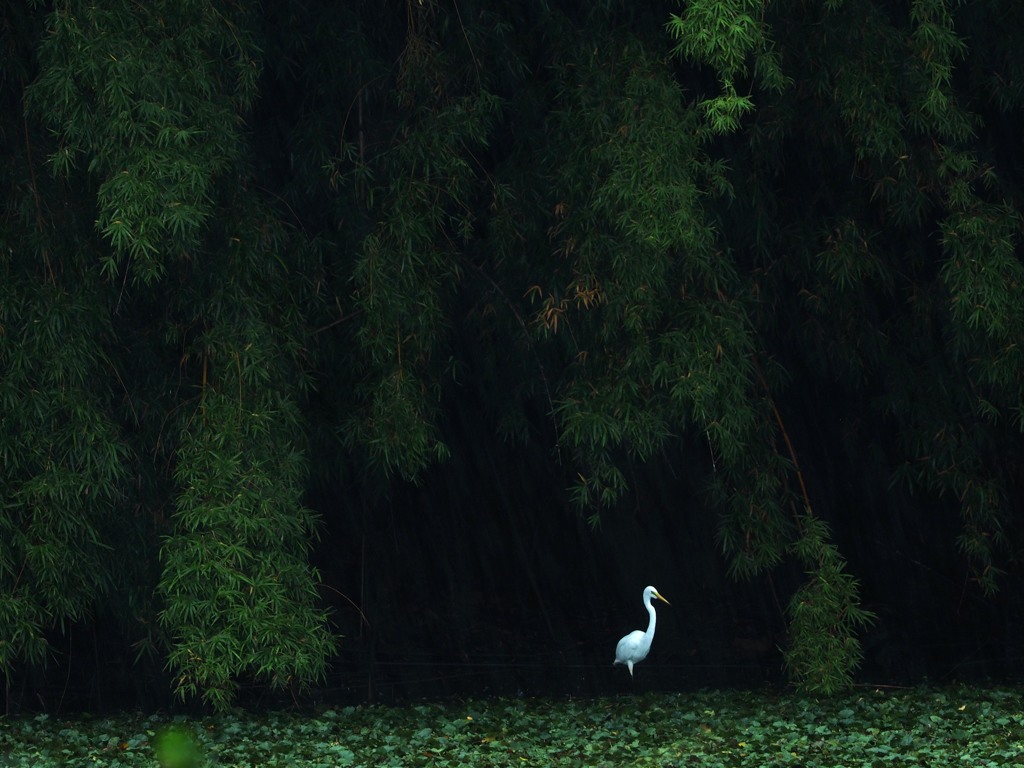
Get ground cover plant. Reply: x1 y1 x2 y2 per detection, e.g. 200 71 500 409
1 685 1021 767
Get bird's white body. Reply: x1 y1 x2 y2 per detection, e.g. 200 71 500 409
614 585 670 677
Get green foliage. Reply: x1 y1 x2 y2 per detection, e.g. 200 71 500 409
154 725 203 768
27 0 259 283
666 0 1023 683
155 205 335 709
786 514 876 693
668 0 771 86
537 42 747 510
909 0 972 142
159 386 335 710
5 0 1024 705
667 0 790 134
341 21 501 478
7 0 332 710
2 688 1024 766
0 270 129 675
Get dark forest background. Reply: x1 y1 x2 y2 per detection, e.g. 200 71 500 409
3 0 1024 714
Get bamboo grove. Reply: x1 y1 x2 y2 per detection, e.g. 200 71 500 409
2 0 1023 708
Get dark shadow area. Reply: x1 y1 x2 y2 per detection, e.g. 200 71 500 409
6 371 1024 717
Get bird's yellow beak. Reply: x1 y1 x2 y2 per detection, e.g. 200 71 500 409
655 591 670 606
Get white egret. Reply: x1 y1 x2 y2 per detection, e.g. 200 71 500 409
614 585 670 678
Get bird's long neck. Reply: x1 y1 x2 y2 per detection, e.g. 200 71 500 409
643 598 658 644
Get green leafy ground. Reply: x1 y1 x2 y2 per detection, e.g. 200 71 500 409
1 686 1022 767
